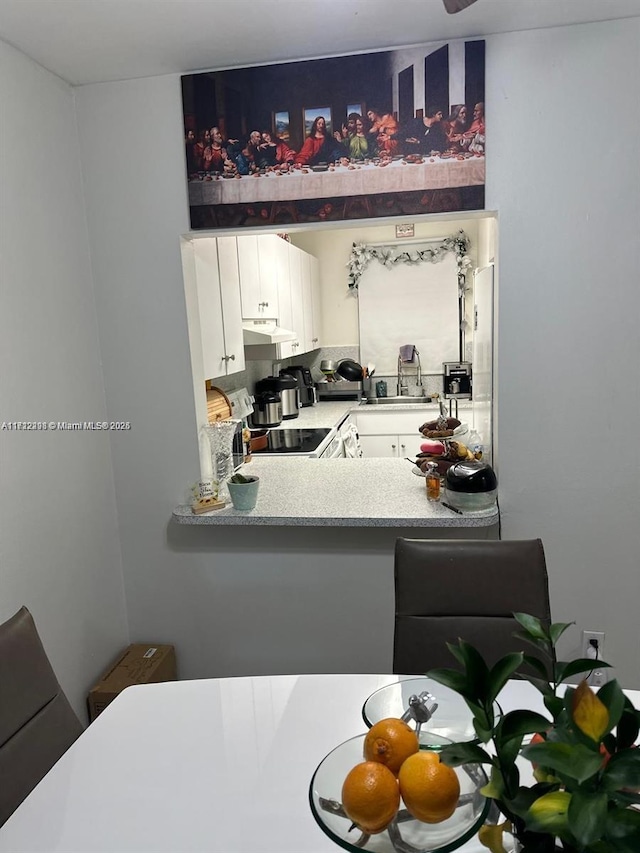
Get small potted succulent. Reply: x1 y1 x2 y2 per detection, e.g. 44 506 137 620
426 614 640 852
227 472 259 510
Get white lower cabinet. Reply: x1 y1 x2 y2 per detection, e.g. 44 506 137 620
352 409 436 459
358 433 424 459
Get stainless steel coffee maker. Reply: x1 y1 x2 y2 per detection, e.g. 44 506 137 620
255 376 299 420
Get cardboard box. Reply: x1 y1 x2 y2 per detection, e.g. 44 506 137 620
88 643 177 722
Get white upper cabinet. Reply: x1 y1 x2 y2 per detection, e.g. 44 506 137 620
186 237 245 382
237 234 280 319
309 253 323 350
300 250 323 353
216 236 245 374
274 236 301 360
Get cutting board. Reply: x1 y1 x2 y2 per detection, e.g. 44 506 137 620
206 383 232 423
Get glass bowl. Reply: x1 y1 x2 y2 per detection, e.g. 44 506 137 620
309 733 489 853
362 678 481 744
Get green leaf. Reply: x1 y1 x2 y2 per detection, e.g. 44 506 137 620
474 718 495 743
487 653 524 704
596 679 626 733
549 621 574 646
445 640 467 668
617 702 640 750
605 807 640 851
426 666 474 699
499 710 551 741
438 741 493 767
513 612 548 641
479 765 506 800
526 790 571 835
556 657 612 682
543 694 565 721
455 639 490 696
567 790 607 847
601 747 640 791
610 789 640 807
521 653 552 681
522 742 605 784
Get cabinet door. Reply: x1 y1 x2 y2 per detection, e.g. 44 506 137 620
193 239 226 380
300 251 314 353
217 236 245 375
257 235 279 317
309 254 322 350
359 434 400 458
288 245 305 356
237 235 262 318
274 236 297 360
398 433 423 459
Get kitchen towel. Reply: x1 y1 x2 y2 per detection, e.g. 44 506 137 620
399 344 417 363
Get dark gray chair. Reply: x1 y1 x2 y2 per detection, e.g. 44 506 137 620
0 606 84 827
393 538 552 674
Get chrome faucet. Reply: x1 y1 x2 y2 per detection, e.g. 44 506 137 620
397 356 408 396
397 349 422 396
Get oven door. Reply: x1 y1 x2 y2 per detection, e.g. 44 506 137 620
317 433 345 458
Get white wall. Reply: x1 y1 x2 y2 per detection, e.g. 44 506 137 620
291 217 480 346
0 41 129 719
486 19 640 672
72 17 640 686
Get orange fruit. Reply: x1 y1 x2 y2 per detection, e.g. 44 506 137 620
398 751 460 824
363 717 419 774
341 761 400 834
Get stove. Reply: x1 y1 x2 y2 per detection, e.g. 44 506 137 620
250 428 332 457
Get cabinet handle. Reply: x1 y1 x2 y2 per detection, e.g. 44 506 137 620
228 354 235 361
312 337 318 344
391 444 396 450
401 444 405 450
223 354 235 362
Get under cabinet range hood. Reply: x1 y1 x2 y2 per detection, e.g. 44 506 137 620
242 320 296 345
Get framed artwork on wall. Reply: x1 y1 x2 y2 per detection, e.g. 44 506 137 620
273 111 290 141
182 39 485 230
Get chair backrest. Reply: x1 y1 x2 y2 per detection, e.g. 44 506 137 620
393 538 552 675
0 606 84 827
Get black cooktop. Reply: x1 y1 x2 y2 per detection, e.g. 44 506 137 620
252 428 331 455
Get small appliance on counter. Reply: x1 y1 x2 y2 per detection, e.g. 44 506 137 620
279 365 316 407
444 460 497 511
249 391 283 428
316 379 362 401
443 362 472 399
255 375 299 420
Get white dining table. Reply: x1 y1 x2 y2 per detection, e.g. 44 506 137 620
1 674 636 853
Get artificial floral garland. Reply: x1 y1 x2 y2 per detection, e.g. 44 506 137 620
347 230 472 293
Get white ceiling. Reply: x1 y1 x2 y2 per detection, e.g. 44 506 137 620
0 0 638 86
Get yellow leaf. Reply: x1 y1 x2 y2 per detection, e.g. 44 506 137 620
572 679 609 742
528 791 571 834
478 820 512 853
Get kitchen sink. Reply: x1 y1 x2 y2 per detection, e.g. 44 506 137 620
362 396 437 405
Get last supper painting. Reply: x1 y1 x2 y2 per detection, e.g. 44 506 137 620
182 39 485 230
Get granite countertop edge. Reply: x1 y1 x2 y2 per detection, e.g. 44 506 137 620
171 508 497 527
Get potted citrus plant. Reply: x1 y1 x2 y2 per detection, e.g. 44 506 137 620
426 614 640 853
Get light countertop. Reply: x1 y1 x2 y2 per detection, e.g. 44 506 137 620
173 456 499 528
277 399 471 430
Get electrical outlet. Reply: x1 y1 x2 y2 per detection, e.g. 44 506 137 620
582 631 607 686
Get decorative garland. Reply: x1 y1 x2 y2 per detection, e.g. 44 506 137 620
347 230 472 293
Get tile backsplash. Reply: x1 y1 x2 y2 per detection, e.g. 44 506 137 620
210 346 360 395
